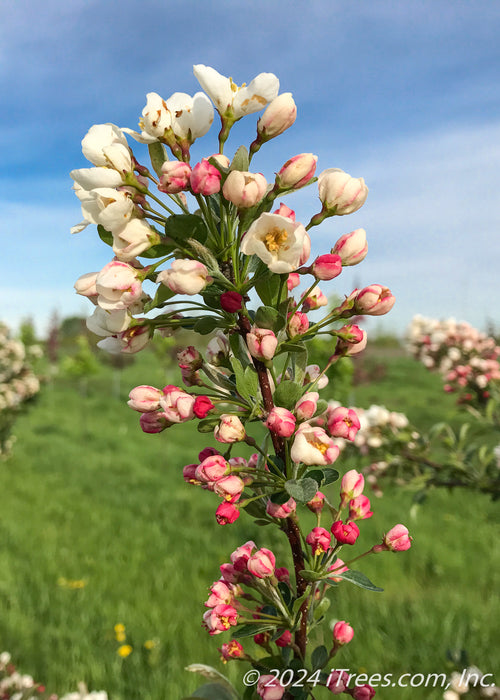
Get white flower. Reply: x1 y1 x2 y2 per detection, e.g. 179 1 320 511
95 261 143 311
79 188 134 232
81 123 129 166
157 259 210 295
86 307 132 336
193 64 279 119
240 212 307 273
165 91 214 140
111 218 158 261
70 167 123 191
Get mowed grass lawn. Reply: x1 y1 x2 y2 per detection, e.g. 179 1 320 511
1 351 499 699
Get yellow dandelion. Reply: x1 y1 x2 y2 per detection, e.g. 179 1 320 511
144 639 156 650
114 623 125 633
115 631 126 642
118 644 133 658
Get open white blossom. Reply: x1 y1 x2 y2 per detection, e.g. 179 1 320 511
81 123 129 166
240 212 307 273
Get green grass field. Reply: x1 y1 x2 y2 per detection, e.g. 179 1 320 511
1 351 499 699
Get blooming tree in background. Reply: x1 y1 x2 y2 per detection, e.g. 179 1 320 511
70 64 413 699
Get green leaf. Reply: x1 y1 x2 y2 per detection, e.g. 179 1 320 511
315 399 329 416
322 468 340 485
97 224 113 247
165 214 208 245
255 306 284 333
306 469 325 487
230 357 257 402
285 477 319 503
311 645 329 671
139 242 176 258
254 273 281 306
279 343 308 383
267 455 286 475
232 623 275 638
270 491 290 505
143 283 175 313
194 316 221 335
292 591 310 615
332 568 383 592
148 142 168 177
243 499 266 518
230 145 250 172
254 519 272 526
197 418 219 433
313 596 330 620
278 582 292 608
273 381 303 410
243 365 260 398
298 569 322 582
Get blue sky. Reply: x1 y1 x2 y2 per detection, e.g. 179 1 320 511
2 0 500 337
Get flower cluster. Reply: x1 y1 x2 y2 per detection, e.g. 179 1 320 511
0 322 42 458
70 65 409 699
407 315 500 406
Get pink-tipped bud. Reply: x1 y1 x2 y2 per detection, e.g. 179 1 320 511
306 491 325 514
220 291 243 313
326 670 351 694
158 161 192 193
74 272 98 299
306 527 332 555
205 580 235 607
352 684 376 700
157 259 210 296
215 501 240 525
331 520 360 545
349 495 373 521
318 168 368 215
340 469 365 505
287 272 300 289
382 524 412 551
128 385 163 412
257 675 286 700
333 620 354 645
247 327 278 361
222 171 267 208
276 153 318 190
247 548 276 578
328 407 361 441
301 287 328 312
257 93 297 141
332 228 368 266
274 203 296 221
214 414 246 443
196 454 230 483
214 475 245 502
139 412 169 433
311 254 342 281
334 324 368 356
275 630 293 648
295 391 319 421
265 406 296 437
159 385 196 423
287 311 309 338
266 497 296 519
190 160 222 195
355 285 395 316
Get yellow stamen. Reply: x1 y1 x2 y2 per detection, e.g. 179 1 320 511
264 227 288 252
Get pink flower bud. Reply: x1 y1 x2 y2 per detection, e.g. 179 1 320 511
355 285 395 316
327 558 348 582
158 161 192 193
214 475 245 501
327 407 361 441
332 228 368 266
196 455 230 483
333 620 354 645
334 324 368 356
274 203 296 221
257 674 286 700
177 346 202 370
352 684 376 700
306 527 332 555
306 491 325 514
128 385 162 412
230 541 256 569
266 497 296 519
265 406 296 437
318 168 368 215
139 411 169 433
275 567 290 584
202 604 238 634
193 395 215 418
291 426 339 466
247 548 276 578
205 580 235 607
326 670 350 694
219 640 244 662
247 327 278 361
220 291 243 313
275 630 293 648
331 520 360 545
295 391 319 421
311 254 342 281
74 271 98 299
159 385 195 423
182 463 201 485
157 259 210 296
199 446 220 462
96 261 143 311
215 501 240 525
276 153 318 190
349 495 373 521
301 287 328 312
222 171 267 208
383 524 412 551
214 414 246 443
287 311 309 338
287 272 300 290
254 632 270 646
300 231 311 265
190 160 222 195
257 93 297 140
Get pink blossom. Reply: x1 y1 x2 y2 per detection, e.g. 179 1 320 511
95 260 143 311
327 407 361 441
275 567 290 584
257 674 287 700
205 580 235 607
214 414 246 443
190 160 222 195
158 161 192 193
266 497 296 519
177 346 202 370
198 446 220 462
334 324 368 356
382 524 412 551
276 153 318 190
247 327 278 360
306 527 332 555
202 604 238 635
214 475 245 501
139 411 169 433
290 425 339 466
301 288 328 312
349 495 373 521
265 406 296 437
333 620 354 645
220 291 243 313
318 168 368 215
295 391 319 421
355 284 395 316
352 685 376 700
196 455 230 484
215 502 240 525
230 541 256 569
311 254 343 281
340 469 365 505
193 395 215 418
287 272 300 289
182 463 201 485
306 491 325 514
256 93 297 141
223 171 267 208
327 558 348 582
274 203 296 221
247 548 276 578
332 228 368 266
74 271 98 299
275 630 293 647
219 640 244 661
303 364 329 389
159 385 195 423
287 311 309 338
127 385 162 412
157 259 210 296
331 520 360 545
326 670 351 694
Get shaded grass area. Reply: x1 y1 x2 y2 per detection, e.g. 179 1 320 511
1 353 499 699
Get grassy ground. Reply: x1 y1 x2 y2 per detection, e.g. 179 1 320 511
1 351 498 699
